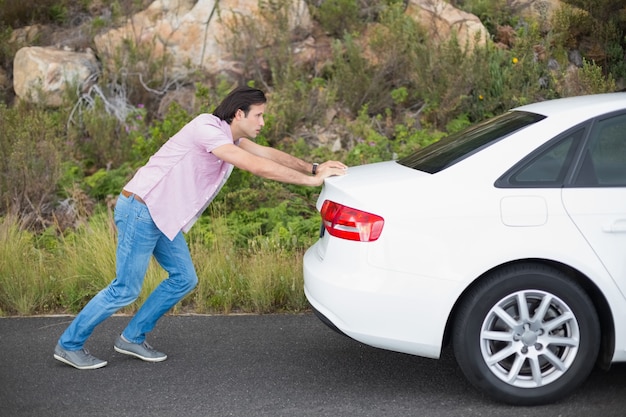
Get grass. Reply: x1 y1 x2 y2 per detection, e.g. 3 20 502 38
0 216 57 315
0 211 310 316
187 217 308 315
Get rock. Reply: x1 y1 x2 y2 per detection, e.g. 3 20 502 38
511 0 562 21
94 0 312 79
9 25 45 45
568 49 584 67
406 0 489 51
12 47 100 106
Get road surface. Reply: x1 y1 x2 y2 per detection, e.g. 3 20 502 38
1 314 625 416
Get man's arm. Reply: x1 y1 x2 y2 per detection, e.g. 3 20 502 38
238 138 314 174
211 142 347 186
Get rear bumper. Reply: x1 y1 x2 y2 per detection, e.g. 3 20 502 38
309 304 349 338
303 241 450 359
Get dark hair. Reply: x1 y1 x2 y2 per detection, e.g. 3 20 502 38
213 86 267 124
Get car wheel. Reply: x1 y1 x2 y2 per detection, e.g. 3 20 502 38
452 263 600 405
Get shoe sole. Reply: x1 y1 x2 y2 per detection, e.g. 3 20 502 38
53 354 108 370
114 345 167 362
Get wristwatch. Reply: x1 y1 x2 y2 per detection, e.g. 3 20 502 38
312 163 319 175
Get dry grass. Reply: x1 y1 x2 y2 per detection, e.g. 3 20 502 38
0 212 308 316
0 215 56 314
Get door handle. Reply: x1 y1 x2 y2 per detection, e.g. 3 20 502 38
603 219 626 233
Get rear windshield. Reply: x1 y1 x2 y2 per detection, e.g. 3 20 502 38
397 111 546 173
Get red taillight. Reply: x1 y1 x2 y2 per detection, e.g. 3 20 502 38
320 200 384 242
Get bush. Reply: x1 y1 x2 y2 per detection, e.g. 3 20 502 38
329 3 427 117
0 102 70 231
314 0 363 37
553 1 626 85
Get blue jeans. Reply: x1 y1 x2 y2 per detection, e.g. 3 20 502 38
58 193 198 350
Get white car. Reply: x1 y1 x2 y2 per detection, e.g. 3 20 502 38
303 93 626 405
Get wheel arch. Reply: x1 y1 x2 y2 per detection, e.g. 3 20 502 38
442 258 615 369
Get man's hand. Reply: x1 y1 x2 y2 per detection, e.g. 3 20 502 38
313 160 348 185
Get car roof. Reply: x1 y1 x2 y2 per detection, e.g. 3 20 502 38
513 92 626 119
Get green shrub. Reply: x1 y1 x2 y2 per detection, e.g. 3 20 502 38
0 102 69 230
266 78 337 141
553 1 626 86
557 58 617 96
313 0 363 37
83 165 135 200
68 96 135 171
130 101 190 164
458 0 513 34
0 0 62 26
329 3 427 117
0 26 20 83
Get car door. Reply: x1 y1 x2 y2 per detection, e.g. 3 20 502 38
562 111 626 288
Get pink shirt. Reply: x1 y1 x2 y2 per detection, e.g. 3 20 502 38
124 114 236 240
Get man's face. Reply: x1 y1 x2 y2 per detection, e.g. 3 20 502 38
239 103 265 139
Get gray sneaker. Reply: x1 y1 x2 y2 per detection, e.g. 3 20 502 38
114 336 167 362
54 344 108 370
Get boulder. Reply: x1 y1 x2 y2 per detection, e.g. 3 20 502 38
94 0 312 79
9 24 45 45
13 47 99 106
511 0 562 21
406 0 489 51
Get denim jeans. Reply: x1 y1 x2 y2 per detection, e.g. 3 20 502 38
58 193 198 350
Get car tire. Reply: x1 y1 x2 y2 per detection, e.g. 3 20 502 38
452 263 600 405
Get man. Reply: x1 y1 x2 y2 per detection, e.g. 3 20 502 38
54 86 347 370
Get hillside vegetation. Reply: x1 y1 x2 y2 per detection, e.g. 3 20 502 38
0 0 624 315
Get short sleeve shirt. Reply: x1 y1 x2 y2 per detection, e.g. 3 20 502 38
124 113 235 240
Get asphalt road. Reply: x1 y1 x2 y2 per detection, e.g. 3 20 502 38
1 313 626 417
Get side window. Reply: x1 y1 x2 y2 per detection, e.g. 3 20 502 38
574 113 626 187
507 129 583 187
